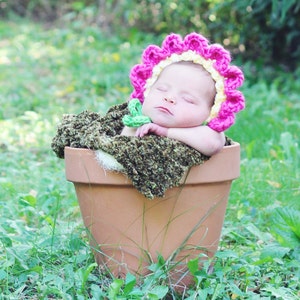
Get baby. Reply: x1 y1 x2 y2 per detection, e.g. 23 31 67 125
121 33 245 156
122 61 223 156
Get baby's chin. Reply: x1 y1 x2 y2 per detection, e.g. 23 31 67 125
147 113 205 128
149 118 173 128
153 118 204 128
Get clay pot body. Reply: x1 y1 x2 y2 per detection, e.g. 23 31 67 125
64 143 240 287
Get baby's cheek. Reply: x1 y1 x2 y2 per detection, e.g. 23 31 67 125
141 103 149 116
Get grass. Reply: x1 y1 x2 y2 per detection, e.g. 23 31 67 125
0 17 300 299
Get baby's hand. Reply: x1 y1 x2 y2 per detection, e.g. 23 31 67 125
136 123 168 137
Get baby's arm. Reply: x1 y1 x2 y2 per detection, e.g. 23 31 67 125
121 126 137 136
121 123 168 137
167 126 225 156
134 123 225 156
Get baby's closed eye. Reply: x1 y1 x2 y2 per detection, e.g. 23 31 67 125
182 95 196 103
156 85 168 92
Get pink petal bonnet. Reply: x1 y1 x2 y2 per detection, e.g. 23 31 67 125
129 33 245 132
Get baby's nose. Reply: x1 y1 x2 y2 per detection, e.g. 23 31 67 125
164 97 176 104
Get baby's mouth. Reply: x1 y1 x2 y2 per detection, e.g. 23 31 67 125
156 106 173 115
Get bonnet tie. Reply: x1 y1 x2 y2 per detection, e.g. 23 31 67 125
122 98 152 127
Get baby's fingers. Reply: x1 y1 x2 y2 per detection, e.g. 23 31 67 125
135 125 149 137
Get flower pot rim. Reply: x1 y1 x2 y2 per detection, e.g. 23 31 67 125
64 142 240 186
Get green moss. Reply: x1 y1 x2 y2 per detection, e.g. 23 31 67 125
51 103 231 199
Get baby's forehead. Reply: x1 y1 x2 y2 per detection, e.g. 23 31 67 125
160 62 212 78
154 62 216 100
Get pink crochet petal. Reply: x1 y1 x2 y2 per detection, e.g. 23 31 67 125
183 33 209 56
224 90 245 113
130 64 153 102
208 45 231 74
161 33 184 55
217 104 231 118
130 64 152 81
131 90 144 102
208 113 235 132
224 66 244 89
142 45 168 66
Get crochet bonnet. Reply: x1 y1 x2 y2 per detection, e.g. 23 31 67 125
129 32 245 132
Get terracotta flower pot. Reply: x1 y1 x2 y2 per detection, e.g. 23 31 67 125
64 142 240 287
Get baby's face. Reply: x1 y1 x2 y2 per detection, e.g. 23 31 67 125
142 62 215 128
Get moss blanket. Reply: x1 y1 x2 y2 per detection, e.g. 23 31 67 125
51 103 230 199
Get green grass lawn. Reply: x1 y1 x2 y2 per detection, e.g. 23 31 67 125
0 18 299 299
